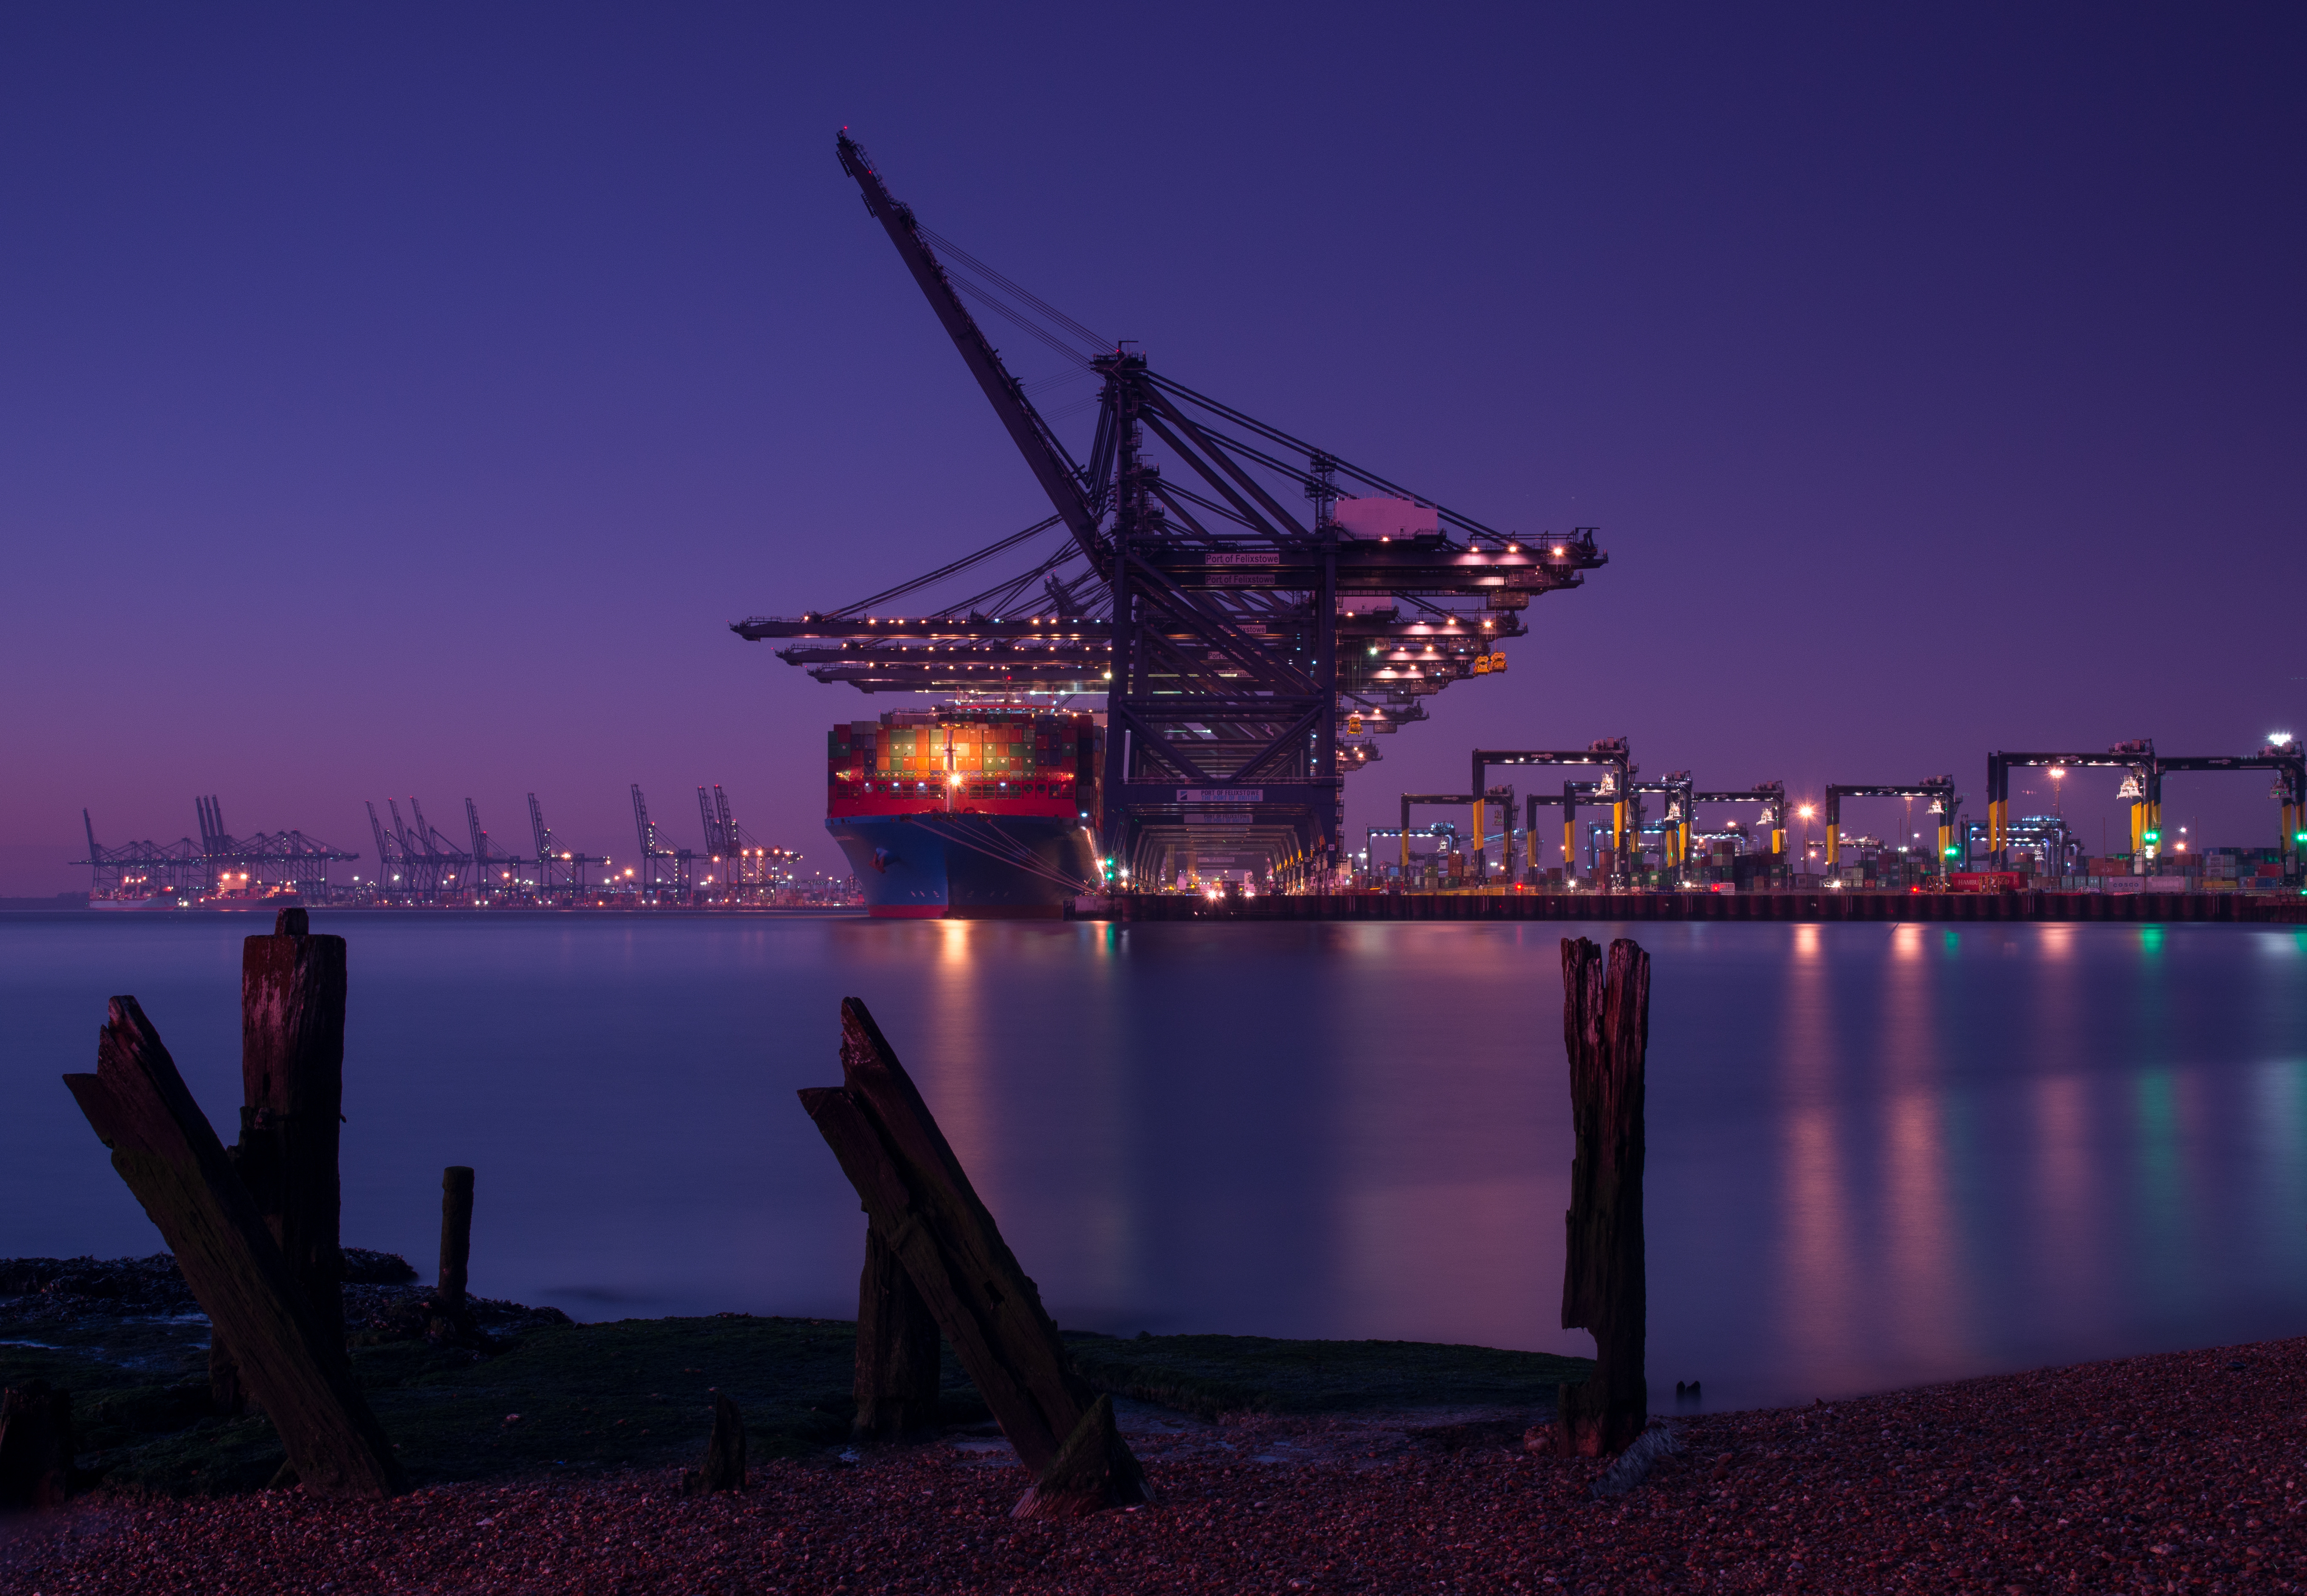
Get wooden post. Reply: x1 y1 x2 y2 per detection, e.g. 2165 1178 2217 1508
799 997 1148 1517
0 1381 75 1510
64 996 405 1497
214 906 348 1413
684 1393 747 1493
439 1166 474 1309
1554 936 1649 1457
239 905 348 1340
853 1218 942 1440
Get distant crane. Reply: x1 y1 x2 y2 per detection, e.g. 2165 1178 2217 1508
526 794 596 897
630 784 693 896
464 798 528 897
699 784 740 858
375 797 474 899
693 783 803 899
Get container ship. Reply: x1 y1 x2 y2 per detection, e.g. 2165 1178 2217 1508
826 707 1104 917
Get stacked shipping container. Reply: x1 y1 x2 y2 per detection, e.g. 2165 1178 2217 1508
829 708 1103 820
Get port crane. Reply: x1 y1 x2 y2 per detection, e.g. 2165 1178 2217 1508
526 794 597 897
1821 779 1960 874
1986 745 2155 868
1398 792 1514 882
734 133 1610 885
1467 743 1636 884
629 785 694 896
464 799 528 896
1989 741 2307 874
80 800 357 898
1691 783 1788 861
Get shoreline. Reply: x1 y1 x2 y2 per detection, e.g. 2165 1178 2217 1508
4 1328 2301 1592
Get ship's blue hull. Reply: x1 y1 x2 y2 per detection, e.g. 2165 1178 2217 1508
827 812 1098 918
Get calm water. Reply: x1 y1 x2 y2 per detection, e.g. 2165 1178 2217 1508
6 913 2304 1411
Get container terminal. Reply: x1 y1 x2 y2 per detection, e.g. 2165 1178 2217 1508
723 134 2306 924
736 133 1606 914
71 788 843 911
59 139 2302 925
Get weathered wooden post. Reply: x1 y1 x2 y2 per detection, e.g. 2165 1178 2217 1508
0 1382 76 1510
1554 936 1649 1457
64 996 405 1497
684 1393 747 1493
438 1166 475 1309
853 1220 942 1440
423 1164 480 1343
799 998 1148 1517
214 906 349 1414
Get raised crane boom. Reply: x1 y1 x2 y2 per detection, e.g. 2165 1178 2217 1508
836 133 1101 557
759 133 1613 890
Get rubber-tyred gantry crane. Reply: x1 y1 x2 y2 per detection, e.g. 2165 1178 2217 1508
1987 740 2306 874
1822 778 1960 874
734 133 1610 885
1467 742 1635 885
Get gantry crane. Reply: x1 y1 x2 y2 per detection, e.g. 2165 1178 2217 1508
1468 742 1636 885
630 784 693 897
1986 745 2153 868
526 793 597 897
464 799 528 897
1990 740 2307 876
1398 791 1514 882
1690 782 1788 861
734 134 1611 886
1822 779 1960 875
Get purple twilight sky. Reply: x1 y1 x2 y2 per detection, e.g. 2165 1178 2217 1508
3 4 2302 893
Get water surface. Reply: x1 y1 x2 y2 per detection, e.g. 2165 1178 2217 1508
5 913 2303 1411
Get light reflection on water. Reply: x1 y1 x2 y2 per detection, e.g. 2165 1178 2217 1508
3 914 2304 1411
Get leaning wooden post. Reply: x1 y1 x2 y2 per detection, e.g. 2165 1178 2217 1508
799 997 1148 1517
853 1219 942 1440
1554 936 1649 1457
64 996 405 1496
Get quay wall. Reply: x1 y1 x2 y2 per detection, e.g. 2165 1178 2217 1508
1091 891 2307 925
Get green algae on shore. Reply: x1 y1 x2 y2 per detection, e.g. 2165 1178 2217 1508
0 1308 1592 1497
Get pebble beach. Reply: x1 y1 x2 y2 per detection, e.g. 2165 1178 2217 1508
6 1333 2303 1594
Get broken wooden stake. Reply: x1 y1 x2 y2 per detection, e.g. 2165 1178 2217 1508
64 996 405 1497
684 1393 747 1493
0 1382 75 1511
1554 935 1650 1458
853 1218 942 1441
214 906 350 1414
799 997 1148 1516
